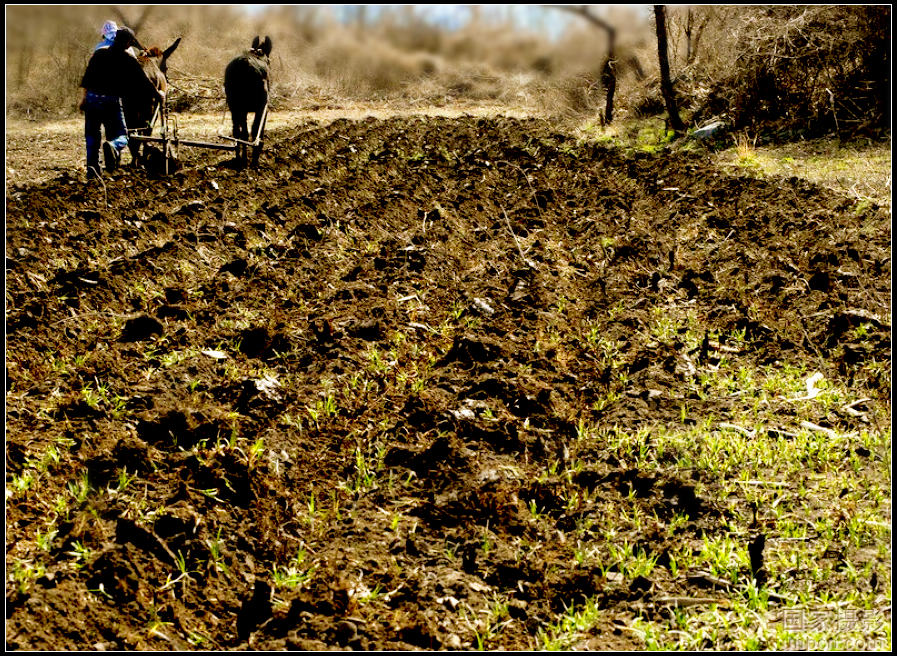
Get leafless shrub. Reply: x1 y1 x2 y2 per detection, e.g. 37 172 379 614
698 6 890 136
11 4 884 139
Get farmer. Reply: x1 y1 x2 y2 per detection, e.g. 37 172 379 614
79 27 164 179
94 20 118 51
95 20 139 57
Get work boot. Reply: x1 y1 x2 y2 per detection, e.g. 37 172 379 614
103 141 121 172
87 166 103 181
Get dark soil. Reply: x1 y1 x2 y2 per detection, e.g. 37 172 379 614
5 116 891 650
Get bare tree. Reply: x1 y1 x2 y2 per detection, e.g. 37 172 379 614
668 6 716 67
684 7 713 65
549 5 618 123
694 5 890 135
653 5 684 132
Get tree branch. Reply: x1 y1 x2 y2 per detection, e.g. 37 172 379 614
546 4 614 34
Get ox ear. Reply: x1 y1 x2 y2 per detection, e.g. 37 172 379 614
252 35 261 50
261 36 273 56
163 37 181 60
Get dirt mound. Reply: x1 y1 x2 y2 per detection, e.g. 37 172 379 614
5 116 890 650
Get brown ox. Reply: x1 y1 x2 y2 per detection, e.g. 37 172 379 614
124 38 181 166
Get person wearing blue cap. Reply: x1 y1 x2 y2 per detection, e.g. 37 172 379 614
95 20 139 57
79 27 164 179
95 20 118 51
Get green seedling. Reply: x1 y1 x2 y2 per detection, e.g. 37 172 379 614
272 548 314 590
36 526 58 552
160 550 195 591
536 595 605 650
66 540 91 568
206 528 228 575
248 438 265 468
67 471 91 504
481 529 494 556
10 560 47 594
112 467 135 493
9 470 36 495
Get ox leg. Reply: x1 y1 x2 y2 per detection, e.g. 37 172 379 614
250 109 263 143
131 127 148 168
250 107 266 168
232 110 249 167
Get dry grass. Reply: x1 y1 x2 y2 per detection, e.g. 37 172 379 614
716 137 892 208
732 131 760 163
572 116 891 208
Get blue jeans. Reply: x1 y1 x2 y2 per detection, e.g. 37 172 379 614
84 92 129 174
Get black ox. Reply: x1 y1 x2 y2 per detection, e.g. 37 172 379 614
224 36 273 168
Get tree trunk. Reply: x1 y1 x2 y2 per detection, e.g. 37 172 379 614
600 26 616 124
654 5 685 133
549 5 617 124
601 56 616 124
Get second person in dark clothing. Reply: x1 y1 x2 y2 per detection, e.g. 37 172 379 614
79 27 164 179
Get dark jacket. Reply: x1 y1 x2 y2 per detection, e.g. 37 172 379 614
81 46 158 100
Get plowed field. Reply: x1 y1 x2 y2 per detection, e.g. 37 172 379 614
6 116 891 650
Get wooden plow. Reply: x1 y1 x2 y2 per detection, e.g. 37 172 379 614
128 97 269 174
